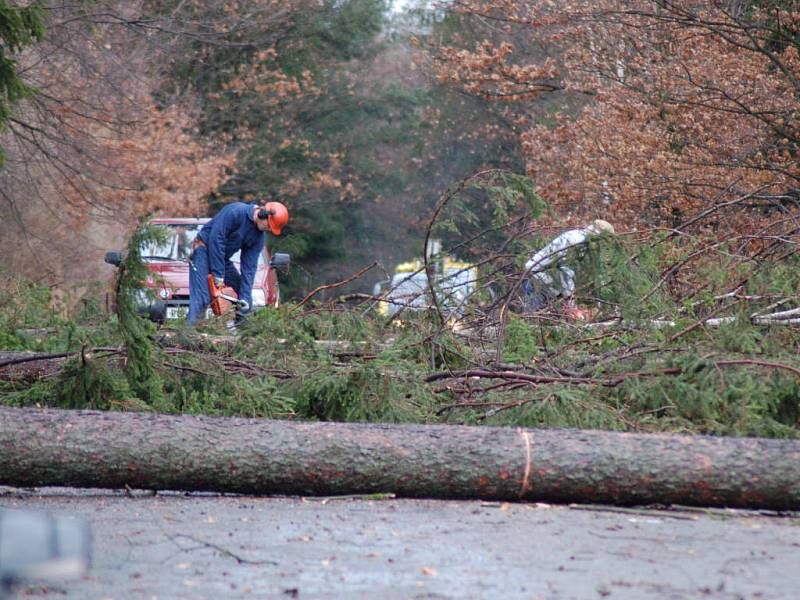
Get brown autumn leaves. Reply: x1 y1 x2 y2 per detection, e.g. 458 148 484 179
0 1 309 285
435 0 800 241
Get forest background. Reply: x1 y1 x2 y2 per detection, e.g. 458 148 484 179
4 0 798 299
0 0 526 298
3 0 800 438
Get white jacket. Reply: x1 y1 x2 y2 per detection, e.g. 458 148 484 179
525 228 591 273
524 228 591 297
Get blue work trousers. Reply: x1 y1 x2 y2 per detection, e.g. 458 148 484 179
522 278 556 312
187 246 242 325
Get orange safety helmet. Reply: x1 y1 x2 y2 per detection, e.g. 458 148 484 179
260 201 289 235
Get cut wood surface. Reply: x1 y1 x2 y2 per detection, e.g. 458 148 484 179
0 406 798 509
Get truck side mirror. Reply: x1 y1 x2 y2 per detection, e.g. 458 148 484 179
104 251 123 267
269 253 291 269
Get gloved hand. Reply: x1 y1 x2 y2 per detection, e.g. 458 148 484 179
212 276 224 289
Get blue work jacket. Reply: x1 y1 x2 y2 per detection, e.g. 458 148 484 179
197 202 265 309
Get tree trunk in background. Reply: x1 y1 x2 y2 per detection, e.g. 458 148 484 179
0 406 798 509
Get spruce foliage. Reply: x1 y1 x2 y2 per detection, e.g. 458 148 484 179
115 223 166 405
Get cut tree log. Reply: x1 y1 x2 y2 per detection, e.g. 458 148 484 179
0 406 798 509
0 352 69 382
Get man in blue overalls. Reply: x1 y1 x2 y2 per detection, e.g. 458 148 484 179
187 201 288 325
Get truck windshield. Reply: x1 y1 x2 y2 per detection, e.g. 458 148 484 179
140 224 202 261
140 223 265 265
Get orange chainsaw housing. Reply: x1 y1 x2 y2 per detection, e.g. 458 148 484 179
208 273 227 316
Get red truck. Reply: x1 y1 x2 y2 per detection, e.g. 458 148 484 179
105 217 290 322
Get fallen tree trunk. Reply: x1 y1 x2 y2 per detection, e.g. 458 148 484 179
0 352 68 382
0 406 798 509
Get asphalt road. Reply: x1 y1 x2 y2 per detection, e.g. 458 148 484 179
1 487 799 600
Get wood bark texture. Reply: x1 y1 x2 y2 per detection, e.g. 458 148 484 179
0 352 66 382
0 406 798 509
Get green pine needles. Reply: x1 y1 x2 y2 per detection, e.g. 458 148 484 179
115 223 166 405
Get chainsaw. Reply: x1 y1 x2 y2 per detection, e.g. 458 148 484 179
207 274 249 316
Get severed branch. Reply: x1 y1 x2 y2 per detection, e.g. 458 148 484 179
427 357 800 390
667 298 747 342
293 261 378 309
0 344 281 382
0 352 73 369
